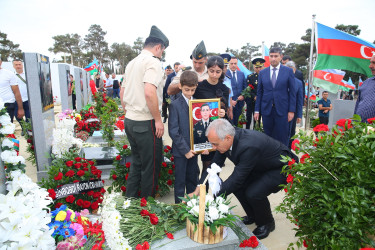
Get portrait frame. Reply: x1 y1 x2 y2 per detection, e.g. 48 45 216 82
189 98 221 153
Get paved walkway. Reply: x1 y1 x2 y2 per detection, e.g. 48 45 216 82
16 106 300 249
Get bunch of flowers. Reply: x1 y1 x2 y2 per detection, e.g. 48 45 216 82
241 83 255 99
0 170 55 249
40 150 105 212
237 107 247 127
75 130 90 141
178 194 247 242
99 193 184 249
52 116 83 158
49 205 106 249
277 115 375 249
108 144 175 197
74 107 101 136
0 99 15 137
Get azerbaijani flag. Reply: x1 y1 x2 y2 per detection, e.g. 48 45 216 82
359 76 364 87
340 77 356 90
84 59 98 71
314 22 375 76
228 53 252 77
263 45 270 68
313 69 345 93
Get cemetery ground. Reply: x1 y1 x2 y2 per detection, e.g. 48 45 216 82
18 104 298 250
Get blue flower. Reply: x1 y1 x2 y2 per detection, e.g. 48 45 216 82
48 221 63 236
58 226 75 239
51 205 68 218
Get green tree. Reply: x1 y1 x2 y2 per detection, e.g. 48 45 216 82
335 24 361 36
132 37 143 56
83 24 108 62
109 42 136 74
49 33 81 65
0 31 22 61
239 43 261 68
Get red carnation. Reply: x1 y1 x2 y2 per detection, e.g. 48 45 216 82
167 179 172 186
47 189 56 199
65 161 74 167
164 148 169 153
75 157 81 162
125 173 129 180
140 197 147 207
300 154 310 164
313 124 329 133
88 161 95 166
286 174 294 183
77 170 85 177
367 117 375 124
30 145 34 150
112 174 117 180
116 155 121 161
54 172 63 181
87 190 94 196
291 139 300 151
288 159 296 166
125 162 131 168
123 145 128 149
303 239 308 248
76 199 84 207
336 118 352 130
170 156 174 162
172 164 175 169
100 188 106 194
136 241 150 250
162 162 167 167
91 201 99 210
66 195 75 203
166 145 172 150
65 170 75 177
55 202 63 208
93 192 101 198
121 186 126 192
73 180 80 183
83 200 91 208
165 232 174 239
168 169 173 175
82 162 88 168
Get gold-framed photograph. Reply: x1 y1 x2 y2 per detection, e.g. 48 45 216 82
189 98 221 153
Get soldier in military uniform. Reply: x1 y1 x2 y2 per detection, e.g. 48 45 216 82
246 58 265 129
193 103 212 146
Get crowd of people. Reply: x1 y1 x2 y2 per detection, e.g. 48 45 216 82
1 24 374 241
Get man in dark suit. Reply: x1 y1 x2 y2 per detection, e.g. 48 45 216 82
227 57 247 126
254 47 296 146
190 119 297 239
282 55 305 102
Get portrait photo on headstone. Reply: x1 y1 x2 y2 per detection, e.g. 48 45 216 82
38 55 54 112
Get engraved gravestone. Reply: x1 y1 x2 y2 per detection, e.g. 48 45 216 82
58 64 73 110
74 68 84 110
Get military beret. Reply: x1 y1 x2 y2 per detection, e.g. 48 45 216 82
220 53 232 65
190 41 207 60
252 58 266 67
148 25 169 48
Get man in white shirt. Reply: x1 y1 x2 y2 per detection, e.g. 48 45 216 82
13 59 30 135
0 56 24 122
104 73 113 97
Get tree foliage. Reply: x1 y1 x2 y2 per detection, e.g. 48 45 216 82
83 24 108 63
335 24 361 36
0 31 22 61
49 33 81 65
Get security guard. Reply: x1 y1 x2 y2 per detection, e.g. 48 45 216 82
120 25 169 198
246 58 265 130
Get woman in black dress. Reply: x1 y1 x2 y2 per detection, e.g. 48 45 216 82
193 56 230 175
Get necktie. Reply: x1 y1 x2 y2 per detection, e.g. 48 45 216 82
271 68 277 88
232 71 236 82
204 122 207 129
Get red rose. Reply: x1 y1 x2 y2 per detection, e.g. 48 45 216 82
288 159 296 166
121 186 126 192
303 239 308 248
156 185 159 190
291 139 300 151
27 139 32 143
83 200 91 208
65 170 75 177
167 179 172 186
75 157 81 162
165 232 174 239
83 168 89 172
88 161 95 166
125 173 129 180
286 174 294 183
31 145 34 150
55 202 63 208
162 162 167 167
91 166 97 171
47 189 56 199
164 148 169 153
313 124 329 132
140 209 150 217
336 118 352 130
125 162 131 168
87 190 94 196
54 172 63 181
300 154 310 164
168 169 173 175
65 161 74 167
172 164 175 169
112 174 117 180
367 117 375 124
170 156 174 162
166 145 172 150
116 155 121 161
82 162 88 168
77 170 85 177
140 197 147 207
91 201 99 210
76 199 84 207
123 145 128 149
93 192 101 198
66 195 75 203
149 214 159 225
136 241 150 250
100 188 106 194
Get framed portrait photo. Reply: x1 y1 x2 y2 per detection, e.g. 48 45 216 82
189 98 221 153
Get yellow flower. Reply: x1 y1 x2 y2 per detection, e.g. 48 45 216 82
68 209 75 221
80 216 89 225
55 211 67 221
75 114 81 121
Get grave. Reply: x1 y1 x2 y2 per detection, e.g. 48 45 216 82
85 130 126 145
24 53 55 181
328 99 356 129
73 68 85 110
58 64 73 110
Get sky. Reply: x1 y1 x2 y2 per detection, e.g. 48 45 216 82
1 0 374 69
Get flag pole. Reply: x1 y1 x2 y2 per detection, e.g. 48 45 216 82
305 14 316 130
262 41 265 59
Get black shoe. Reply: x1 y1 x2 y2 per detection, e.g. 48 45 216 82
241 216 255 225
253 220 275 240
163 117 167 123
